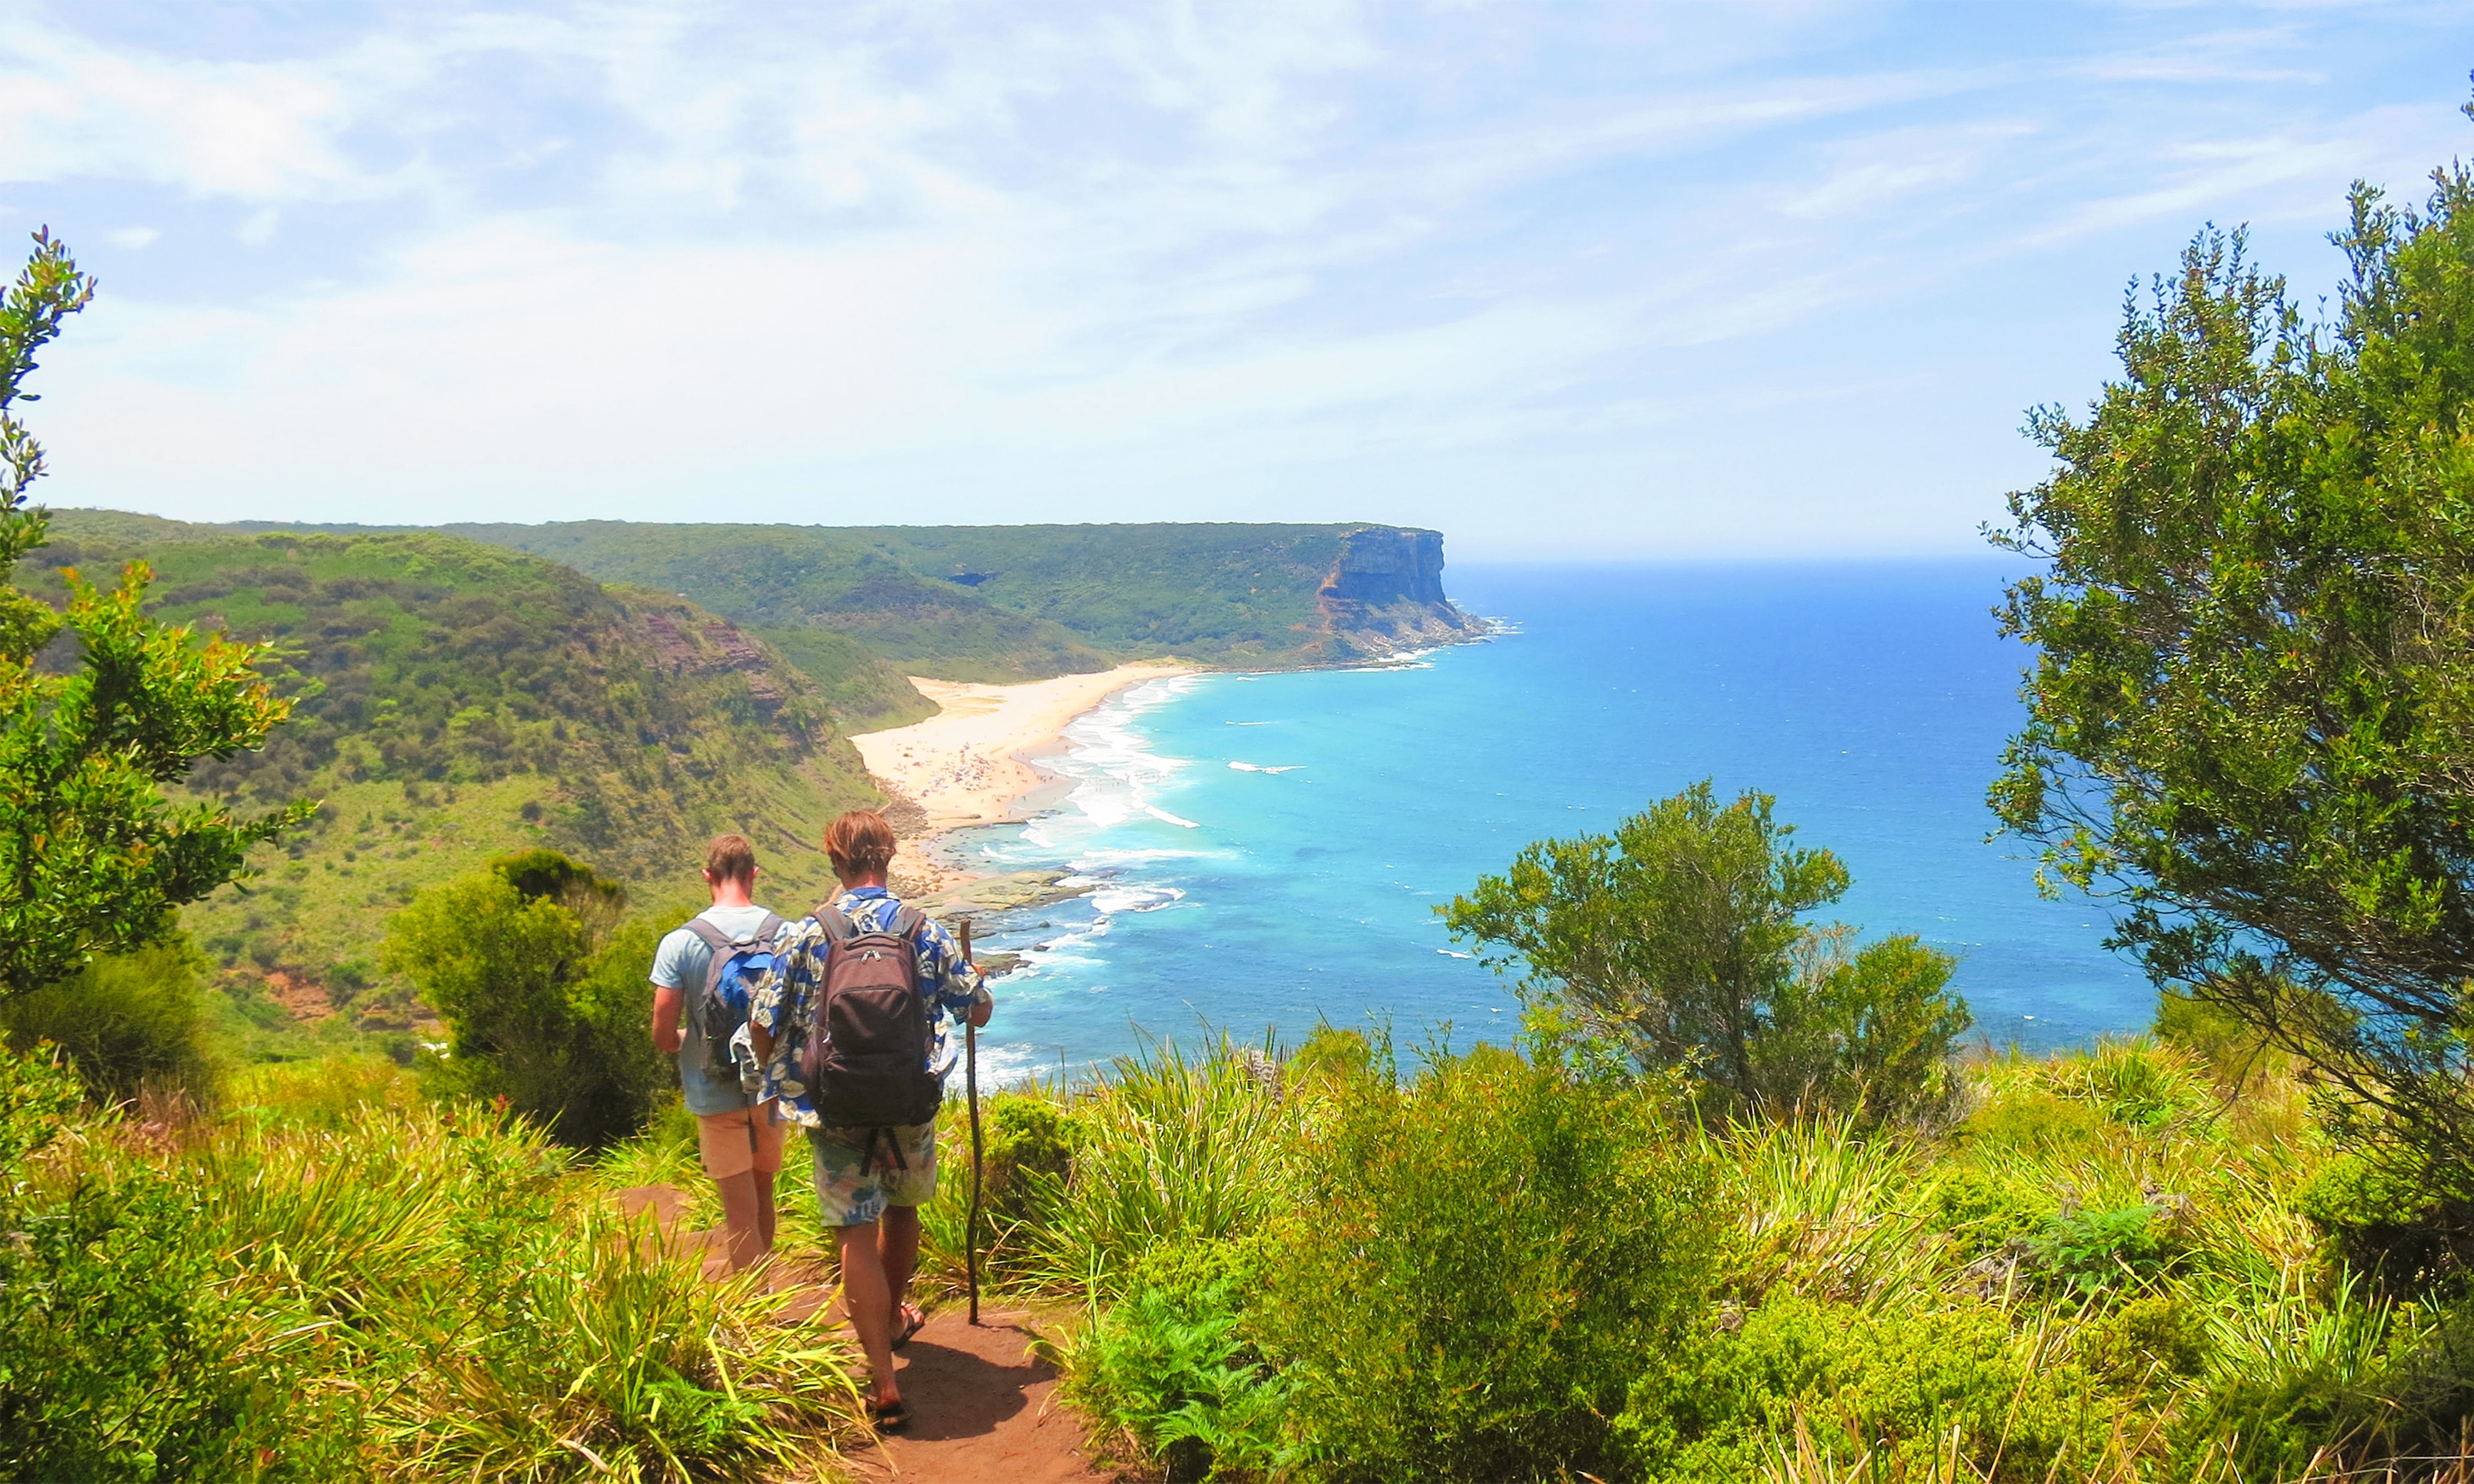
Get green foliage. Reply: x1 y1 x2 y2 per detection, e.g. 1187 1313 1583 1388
2076 1295 2210 1393
24 514 881 1013
0 941 218 1107
444 519 1416 675
1444 780 1970 1119
0 236 311 1000
1618 1295 2111 1483
2029 1203 2175 1296
1251 1035 1728 1482
1062 1246 1293 1482
1990 136 2474 1171
2295 1150 2472 1290
980 1089 1082 1232
385 854 668 1147
1012 1034 1299 1296
0 1046 868 1481
0 1047 352 1481
0 229 90 663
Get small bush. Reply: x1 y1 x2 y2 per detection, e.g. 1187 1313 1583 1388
0 1048 353 1481
982 1089 1081 1230
1960 1089 2108 1159
386 859 668 1148
2076 1294 2209 1392
0 942 218 1108
2295 1150 2474 1291
1252 1036 1727 1481
1617 1294 2114 1482
1062 1240 1291 1482
2030 1203 2175 1295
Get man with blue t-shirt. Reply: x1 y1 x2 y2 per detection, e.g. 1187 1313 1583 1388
648 833 785 1272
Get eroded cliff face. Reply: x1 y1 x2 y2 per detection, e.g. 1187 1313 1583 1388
1315 525 1479 658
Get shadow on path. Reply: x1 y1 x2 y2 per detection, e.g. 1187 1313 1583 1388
851 1307 1116 1483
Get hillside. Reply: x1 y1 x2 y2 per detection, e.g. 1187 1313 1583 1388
225 518 1482 687
20 513 886 1049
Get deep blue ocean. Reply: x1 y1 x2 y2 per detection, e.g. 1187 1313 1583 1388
949 561 2148 1084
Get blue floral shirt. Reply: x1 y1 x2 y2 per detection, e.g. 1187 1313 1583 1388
746 886 984 1128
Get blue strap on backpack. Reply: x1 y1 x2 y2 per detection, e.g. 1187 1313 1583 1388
683 913 786 1079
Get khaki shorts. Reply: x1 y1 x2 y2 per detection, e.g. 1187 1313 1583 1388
696 1103 787 1181
809 1119 938 1227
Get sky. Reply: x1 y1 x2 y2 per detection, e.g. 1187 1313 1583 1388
3 3 2471 560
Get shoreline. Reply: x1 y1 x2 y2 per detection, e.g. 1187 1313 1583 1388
852 663 1195 901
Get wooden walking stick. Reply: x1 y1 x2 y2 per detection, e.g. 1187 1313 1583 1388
961 917 984 1327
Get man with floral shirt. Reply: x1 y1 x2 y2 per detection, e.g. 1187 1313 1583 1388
747 810 990 1434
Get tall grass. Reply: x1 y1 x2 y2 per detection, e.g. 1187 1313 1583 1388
0 1048 870 1481
1011 1031 1304 1298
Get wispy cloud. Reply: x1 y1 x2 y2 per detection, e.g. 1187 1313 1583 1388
4 0 2471 557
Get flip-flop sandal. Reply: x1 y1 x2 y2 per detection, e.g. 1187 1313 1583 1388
870 1398 911 1435
891 1302 927 1349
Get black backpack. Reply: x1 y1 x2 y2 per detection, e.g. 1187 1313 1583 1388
799 901 944 1127
682 912 785 1079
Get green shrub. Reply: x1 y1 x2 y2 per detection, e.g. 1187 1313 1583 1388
1617 1294 2114 1482
2076 1294 2209 1392
1960 1089 2108 1159
1062 1240 1291 1482
386 857 668 1148
0 942 218 1108
1252 1037 1726 1481
2029 1203 2175 1295
2296 1150 2472 1290
0 1048 353 1481
982 1089 1081 1230
1927 1165 2052 1260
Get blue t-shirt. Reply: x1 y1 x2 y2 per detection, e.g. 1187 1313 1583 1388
650 903 779 1116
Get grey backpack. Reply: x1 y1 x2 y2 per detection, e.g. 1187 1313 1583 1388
682 912 786 1079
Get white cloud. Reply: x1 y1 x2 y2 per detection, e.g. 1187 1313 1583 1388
8 1 2474 556
102 226 159 249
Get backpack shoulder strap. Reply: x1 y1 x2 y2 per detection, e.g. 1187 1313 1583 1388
813 904 857 941
755 911 786 942
886 904 926 941
682 917 733 951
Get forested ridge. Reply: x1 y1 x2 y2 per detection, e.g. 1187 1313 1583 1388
15 513 883 1050
244 516 1472 680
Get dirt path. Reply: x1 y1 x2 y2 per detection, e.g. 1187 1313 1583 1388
846 1307 1116 1483
611 1186 1117 1483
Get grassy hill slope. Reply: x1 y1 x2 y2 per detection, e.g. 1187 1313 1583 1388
22 512 885 1049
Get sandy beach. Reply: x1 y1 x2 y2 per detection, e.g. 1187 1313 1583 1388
856 663 1193 889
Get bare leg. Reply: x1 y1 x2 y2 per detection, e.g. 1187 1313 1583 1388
880 1205 922 1324
714 1171 767 1272
752 1170 777 1258
837 1221 900 1406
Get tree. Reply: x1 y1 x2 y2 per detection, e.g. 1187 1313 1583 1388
1443 780 1969 1119
1991 113 2474 1171
385 850 667 1147
0 229 309 996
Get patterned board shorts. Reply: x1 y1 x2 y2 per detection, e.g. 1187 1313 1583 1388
808 1118 938 1227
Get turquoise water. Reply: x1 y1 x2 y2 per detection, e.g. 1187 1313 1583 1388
950 561 2146 1084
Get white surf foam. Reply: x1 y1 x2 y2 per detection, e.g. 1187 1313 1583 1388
1089 884 1184 914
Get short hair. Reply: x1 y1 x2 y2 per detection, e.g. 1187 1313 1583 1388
823 811 897 879
704 833 758 885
